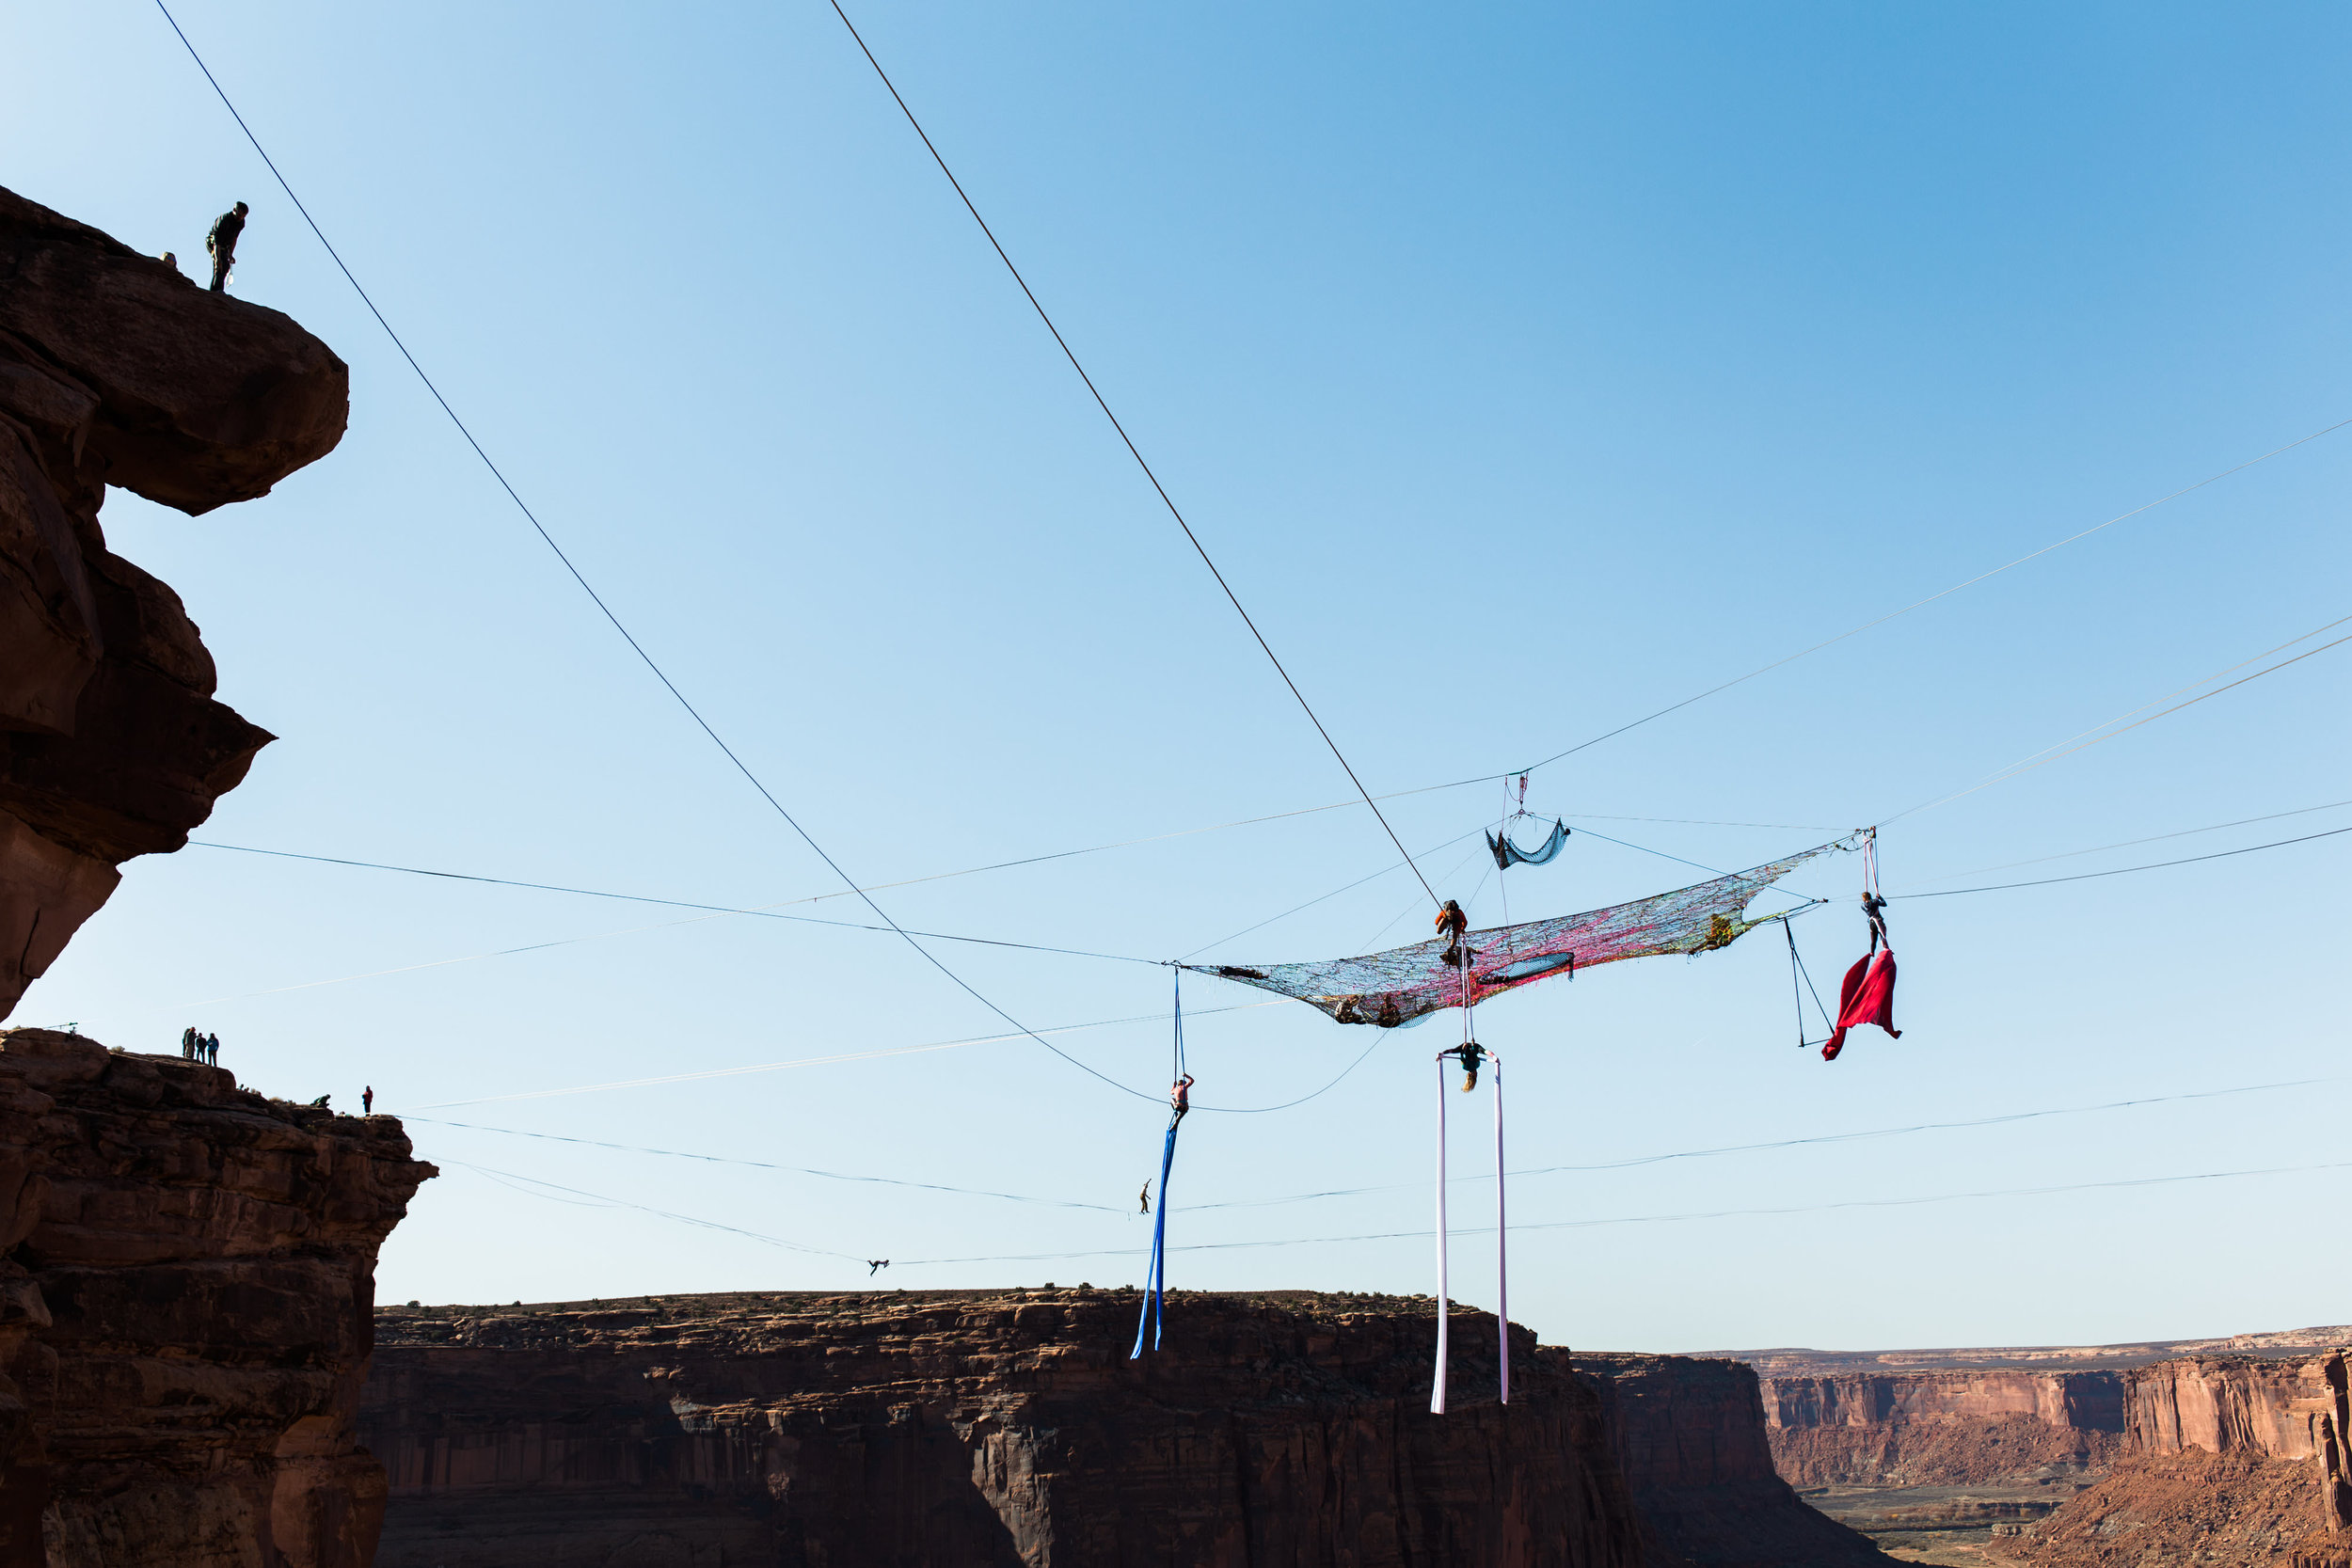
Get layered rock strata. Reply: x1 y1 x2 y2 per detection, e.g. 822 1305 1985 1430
1763 1370 2123 1489
0 1027 434 1567
0 182 347 1018
1994 1351 2352 1568
361 1289 1652 1568
1570 1352 1885 1568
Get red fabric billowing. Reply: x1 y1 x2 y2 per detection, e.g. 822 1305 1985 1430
1822 948 1898 1062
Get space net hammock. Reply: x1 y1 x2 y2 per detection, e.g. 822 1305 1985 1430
1186 839 1844 1024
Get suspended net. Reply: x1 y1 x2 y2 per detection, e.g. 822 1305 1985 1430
1189 839 1849 1026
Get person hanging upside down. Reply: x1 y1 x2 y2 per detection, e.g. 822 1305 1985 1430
1169 1073 1195 1122
1454 1039 1486 1092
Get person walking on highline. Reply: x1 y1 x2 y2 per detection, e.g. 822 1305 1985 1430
205 202 246 293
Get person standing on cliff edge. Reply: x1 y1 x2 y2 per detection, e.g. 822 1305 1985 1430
205 202 246 293
362 1085 373 1115
181 1024 197 1059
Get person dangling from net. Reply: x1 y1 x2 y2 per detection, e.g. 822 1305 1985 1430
1435 898 1469 967
1823 831 1899 1062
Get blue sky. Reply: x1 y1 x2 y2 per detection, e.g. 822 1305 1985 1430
7 1 2347 1352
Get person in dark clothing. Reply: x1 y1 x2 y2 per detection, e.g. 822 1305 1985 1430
362 1085 374 1115
1453 1039 1486 1092
866 1259 889 1276
204 1033 219 1066
206 202 247 293
182 1025 197 1059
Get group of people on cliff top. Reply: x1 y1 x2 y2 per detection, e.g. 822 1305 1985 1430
180 1026 219 1066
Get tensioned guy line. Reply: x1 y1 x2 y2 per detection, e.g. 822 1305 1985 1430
818 0 1435 903
152 0 1168 1107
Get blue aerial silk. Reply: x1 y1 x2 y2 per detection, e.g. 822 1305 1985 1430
1131 1116 1181 1356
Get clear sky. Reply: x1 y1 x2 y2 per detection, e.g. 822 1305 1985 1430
7 1 2347 1353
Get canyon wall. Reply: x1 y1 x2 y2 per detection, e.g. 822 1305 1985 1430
0 1027 434 1567
2126 1354 2343 1460
1763 1370 2123 1487
360 1290 1652 1568
1994 1352 2352 1568
0 182 346 1019
1570 1352 1884 1568
358 1291 1886 1568
1748 1347 2352 1564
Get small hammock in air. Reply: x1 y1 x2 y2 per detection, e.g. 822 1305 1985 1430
1486 818 1568 870
1186 839 1846 1026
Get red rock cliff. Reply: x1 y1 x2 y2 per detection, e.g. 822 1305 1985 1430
0 182 347 1018
1571 1353 1886 1568
358 1289 1649 1568
0 1027 434 1567
1762 1370 2124 1487
1994 1352 2352 1568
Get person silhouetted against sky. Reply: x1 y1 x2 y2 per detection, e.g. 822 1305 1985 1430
206 201 246 293
362 1085 373 1115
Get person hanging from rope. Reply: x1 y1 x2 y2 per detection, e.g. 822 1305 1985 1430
1168 1072 1195 1124
205 202 247 293
1452 1039 1486 1092
1824 834 1899 1062
1436 897 1469 966
866 1259 890 1276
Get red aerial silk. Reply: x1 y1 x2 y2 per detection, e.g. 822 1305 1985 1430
1822 949 1898 1062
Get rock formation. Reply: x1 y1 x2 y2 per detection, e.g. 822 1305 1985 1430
361 1289 1653 1568
1570 1353 1885 1568
0 182 347 1019
1994 1351 2352 1568
0 1027 433 1567
1762 1370 2124 1489
1741 1342 2352 1562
